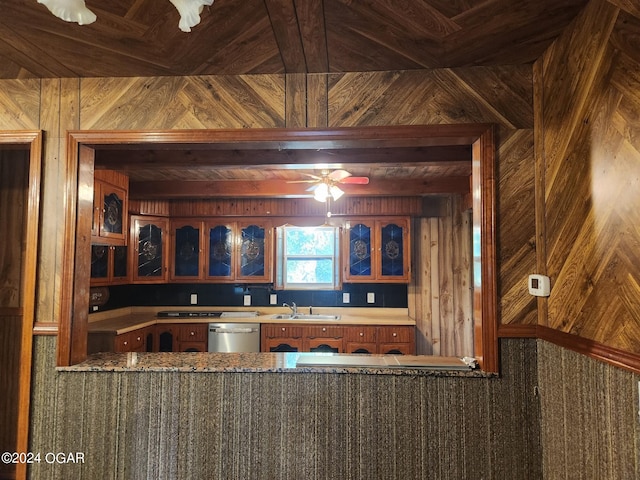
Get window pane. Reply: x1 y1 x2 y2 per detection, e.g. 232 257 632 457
286 259 334 284
285 228 334 255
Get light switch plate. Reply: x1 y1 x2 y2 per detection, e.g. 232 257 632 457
270 294 278 305
243 294 251 306
190 294 198 305
367 292 375 303
342 293 350 304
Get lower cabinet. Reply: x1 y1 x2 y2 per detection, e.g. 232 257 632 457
261 324 414 354
261 325 304 352
176 323 208 352
114 326 154 353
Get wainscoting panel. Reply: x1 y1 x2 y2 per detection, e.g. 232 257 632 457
538 340 640 480
29 337 541 480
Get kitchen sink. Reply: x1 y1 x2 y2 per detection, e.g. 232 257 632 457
272 314 341 321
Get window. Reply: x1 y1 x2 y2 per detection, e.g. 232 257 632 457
275 226 341 290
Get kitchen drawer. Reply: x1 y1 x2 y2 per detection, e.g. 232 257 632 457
344 326 377 343
177 323 207 342
306 325 342 339
377 326 414 343
262 324 303 338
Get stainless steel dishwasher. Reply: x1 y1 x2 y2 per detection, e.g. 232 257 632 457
208 322 260 352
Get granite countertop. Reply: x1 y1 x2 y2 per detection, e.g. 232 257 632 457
88 306 416 335
58 352 492 377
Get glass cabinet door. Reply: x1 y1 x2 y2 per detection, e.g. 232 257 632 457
90 245 109 283
172 222 202 280
132 216 168 283
380 222 405 277
207 223 234 280
346 222 373 281
237 222 272 282
111 245 129 283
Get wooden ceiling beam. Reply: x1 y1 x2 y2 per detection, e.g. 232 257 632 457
95 145 472 171
265 0 307 72
130 176 471 199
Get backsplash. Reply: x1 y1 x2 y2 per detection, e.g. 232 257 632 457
97 283 408 312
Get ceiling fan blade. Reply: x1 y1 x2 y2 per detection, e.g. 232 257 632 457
339 176 369 185
327 169 352 181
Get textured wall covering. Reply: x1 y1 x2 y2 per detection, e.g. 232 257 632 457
538 340 640 479
29 337 541 480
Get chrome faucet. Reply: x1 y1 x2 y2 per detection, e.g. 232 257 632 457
283 302 297 316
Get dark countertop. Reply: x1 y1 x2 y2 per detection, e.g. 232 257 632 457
57 352 491 377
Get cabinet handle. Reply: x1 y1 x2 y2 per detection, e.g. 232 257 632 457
359 332 364 337
392 332 397 337
281 327 286 332
190 331 195 336
136 336 141 341
123 341 128 345
322 327 326 332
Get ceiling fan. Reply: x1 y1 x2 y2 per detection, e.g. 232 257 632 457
289 169 369 202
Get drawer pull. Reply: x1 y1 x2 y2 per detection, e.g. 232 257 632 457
322 327 327 332
282 327 286 332
190 331 195 336
136 336 141 341
123 341 128 345
359 332 364 337
392 332 397 337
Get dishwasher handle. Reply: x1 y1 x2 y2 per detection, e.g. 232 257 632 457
209 327 257 334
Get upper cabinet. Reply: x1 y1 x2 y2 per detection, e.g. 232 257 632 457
92 170 128 246
131 215 169 283
171 220 205 281
166 219 273 283
237 220 272 282
343 217 410 283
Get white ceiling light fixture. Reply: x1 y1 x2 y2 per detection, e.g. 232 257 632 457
37 0 97 25
312 180 344 203
168 0 214 32
36 0 214 32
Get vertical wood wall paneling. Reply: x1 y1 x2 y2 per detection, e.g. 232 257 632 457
307 74 329 127
285 73 307 127
538 0 640 355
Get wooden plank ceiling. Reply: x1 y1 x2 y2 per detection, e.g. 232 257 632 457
0 0 589 200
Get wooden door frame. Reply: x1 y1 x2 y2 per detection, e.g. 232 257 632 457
0 131 42 480
58 125 498 372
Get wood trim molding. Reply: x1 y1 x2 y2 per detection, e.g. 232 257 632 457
497 324 537 338
537 325 640 374
33 322 59 335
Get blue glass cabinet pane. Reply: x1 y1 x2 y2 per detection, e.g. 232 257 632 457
380 223 404 276
137 223 163 277
174 225 200 277
349 223 371 276
240 224 265 277
90 245 108 279
209 225 232 277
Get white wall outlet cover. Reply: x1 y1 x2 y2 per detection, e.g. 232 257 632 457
243 294 251 306
342 292 350 303
367 292 375 303
190 293 198 305
269 294 278 305
528 274 551 297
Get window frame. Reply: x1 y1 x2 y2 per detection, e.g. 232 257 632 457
275 225 342 290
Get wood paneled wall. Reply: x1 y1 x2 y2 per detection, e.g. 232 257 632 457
411 195 474 357
535 0 640 355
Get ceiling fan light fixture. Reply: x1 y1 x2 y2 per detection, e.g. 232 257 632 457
329 185 344 201
37 0 97 25
168 0 214 32
313 183 330 202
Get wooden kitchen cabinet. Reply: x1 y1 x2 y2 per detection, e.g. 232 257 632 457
261 324 304 352
304 325 344 353
344 326 377 354
92 170 128 246
206 220 235 281
131 215 169 283
113 326 154 353
377 325 415 355
171 220 205 281
90 244 129 286
343 217 410 283
175 323 208 352
237 220 272 282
